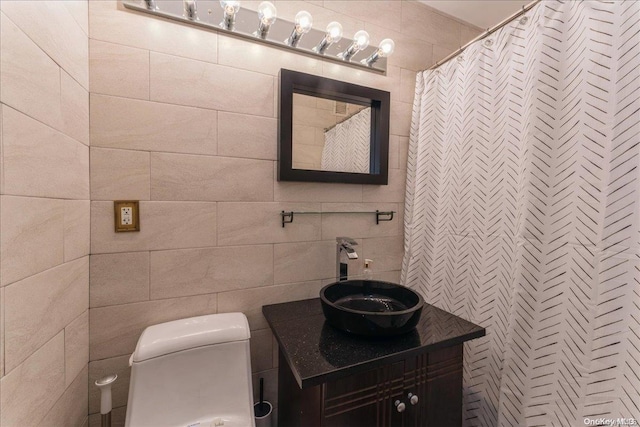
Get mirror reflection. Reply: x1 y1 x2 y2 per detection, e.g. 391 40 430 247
292 93 371 173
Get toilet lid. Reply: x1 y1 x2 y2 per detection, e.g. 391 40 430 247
131 313 250 362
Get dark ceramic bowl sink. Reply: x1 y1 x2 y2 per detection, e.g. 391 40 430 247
320 280 424 337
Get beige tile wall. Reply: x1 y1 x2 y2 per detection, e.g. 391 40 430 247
0 1 90 426
87 0 480 424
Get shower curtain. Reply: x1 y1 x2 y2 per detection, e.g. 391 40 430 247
322 107 371 173
402 1 640 426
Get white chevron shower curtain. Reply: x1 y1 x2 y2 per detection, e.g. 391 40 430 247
322 107 371 173
402 1 640 426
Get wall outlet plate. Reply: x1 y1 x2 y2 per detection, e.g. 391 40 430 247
114 201 140 232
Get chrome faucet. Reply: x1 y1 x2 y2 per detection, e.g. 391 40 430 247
336 237 358 281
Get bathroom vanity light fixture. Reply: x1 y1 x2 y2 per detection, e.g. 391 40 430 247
314 21 343 54
362 38 395 66
183 0 197 20
285 11 313 47
123 0 393 73
255 1 276 39
338 30 370 61
220 0 240 30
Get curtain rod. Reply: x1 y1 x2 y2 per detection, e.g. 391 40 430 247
427 0 542 71
324 106 369 132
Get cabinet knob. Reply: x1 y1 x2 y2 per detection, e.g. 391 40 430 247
408 393 419 405
394 400 406 413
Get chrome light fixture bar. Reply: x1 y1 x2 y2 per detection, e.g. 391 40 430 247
123 0 391 74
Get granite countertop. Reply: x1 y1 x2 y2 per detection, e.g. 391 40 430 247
262 298 485 389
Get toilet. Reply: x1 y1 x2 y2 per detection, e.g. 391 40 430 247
125 313 256 427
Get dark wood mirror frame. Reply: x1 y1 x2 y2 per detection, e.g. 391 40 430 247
278 69 390 185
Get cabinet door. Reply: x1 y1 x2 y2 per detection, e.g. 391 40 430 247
322 361 405 427
404 345 463 427
427 345 464 426
403 351 428 426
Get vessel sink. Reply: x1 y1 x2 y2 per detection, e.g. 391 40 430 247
320 280 424 337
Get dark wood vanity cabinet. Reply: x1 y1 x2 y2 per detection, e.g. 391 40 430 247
263 298 484 427
278 344 463 427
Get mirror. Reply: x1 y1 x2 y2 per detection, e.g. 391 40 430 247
292 94 371 173
279 69 390 185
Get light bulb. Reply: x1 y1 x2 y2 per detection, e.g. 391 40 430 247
255 1 276 38
286 10 313 47
363 37 395 66
326 22 343 42
220 0 240 15
258 2 277 25
378 38 395 57
314 21 343 54
294 11 313 34
354 30 370 50
220 0 240 30
339 30 369 61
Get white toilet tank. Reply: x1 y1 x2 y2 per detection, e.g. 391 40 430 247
125 313 256 427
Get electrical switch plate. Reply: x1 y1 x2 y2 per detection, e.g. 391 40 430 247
114 201 140 232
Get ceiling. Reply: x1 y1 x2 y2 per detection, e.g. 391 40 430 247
419 0 531 30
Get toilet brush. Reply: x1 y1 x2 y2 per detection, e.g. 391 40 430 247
253 377 272 427
259 377 264 413
95 374 118 427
